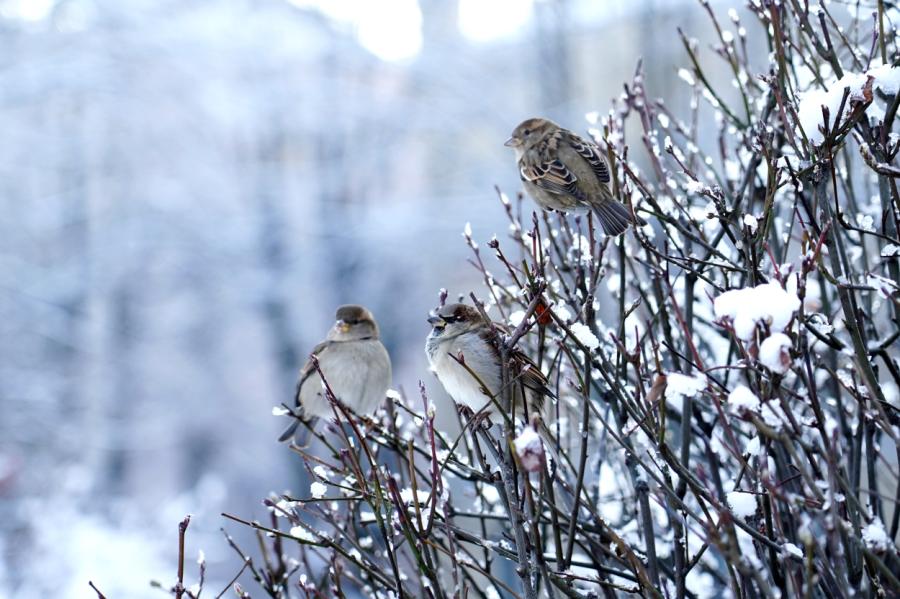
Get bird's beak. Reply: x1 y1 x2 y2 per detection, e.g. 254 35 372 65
504 137 516 147
427 315 445 327
337 320 351 333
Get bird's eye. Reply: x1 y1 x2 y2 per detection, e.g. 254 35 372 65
523 129 531 136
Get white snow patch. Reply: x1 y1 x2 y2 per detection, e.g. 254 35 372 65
310 482 327 499
743 213 758 233
727 491 757 519
713 282 800 339
759 333 792 374
881 244 900 258
569 323 600 350
665 372 706 401
862 520 892 551
783 543 803 558
798 63 900 145
289 526 316 542
728 385 761 415
514 427 544 473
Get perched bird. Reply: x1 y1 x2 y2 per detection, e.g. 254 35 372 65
505 117 645 236
425 303 550 425
279 305 392 446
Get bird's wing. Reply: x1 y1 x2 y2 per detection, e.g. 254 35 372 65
561 130 611 183
519 159 585 200
483 320 553 399
511 349 553 398
294 340 333 407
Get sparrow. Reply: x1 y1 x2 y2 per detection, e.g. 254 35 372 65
425 303 550 426
279 305 392 446
505 117 645 236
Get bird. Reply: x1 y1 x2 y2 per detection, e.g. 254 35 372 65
278 305 392 446
505 117 645 236
425 303 550 427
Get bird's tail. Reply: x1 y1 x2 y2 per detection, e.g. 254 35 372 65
278 414 316 448
592 201 645 236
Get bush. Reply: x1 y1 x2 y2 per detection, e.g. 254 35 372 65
129 1 900 597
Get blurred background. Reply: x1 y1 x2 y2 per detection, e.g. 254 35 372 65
0 0 716 595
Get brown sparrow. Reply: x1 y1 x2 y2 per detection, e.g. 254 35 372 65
505 117 645 236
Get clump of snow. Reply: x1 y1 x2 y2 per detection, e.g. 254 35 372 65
714 282 800 339
289 526 316 542
728 385 761 415
881 244 900 258
798 63 900 145
727 491 757 519
759 333 792 374
513 426 544 473
678 68 696 86
743 213 758 233
310 481 327 499
783 543 803 558
665 372 707 401
685 179 705 194
569 323 600 350
862 520 892 552
272 406 291 416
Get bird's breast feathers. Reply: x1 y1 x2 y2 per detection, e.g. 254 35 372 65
427 333 501 412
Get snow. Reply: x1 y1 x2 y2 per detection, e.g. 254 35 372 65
310 481 327 498
569 323 600 350
678 68 696 86
798 63 900 145
271 406 291 416
713 282 800 339
665 372 706 401
513 426 544 473
783 543 803 558
685 179 705 194
726 491 757 519
881 244 900 258
727 385 761 415
759 332 792 374
742 213 758 233
862 520 892 551
289 526 316 542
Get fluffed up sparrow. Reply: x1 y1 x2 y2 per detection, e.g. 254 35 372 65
279 304 392 446
505 117 645 236
425 303 550 426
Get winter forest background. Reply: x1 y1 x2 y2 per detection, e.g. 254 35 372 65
2 0 899 597
2 1 702 593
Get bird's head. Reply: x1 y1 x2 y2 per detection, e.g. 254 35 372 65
505 117 557 151
330 304 379 341
427 303 485 340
